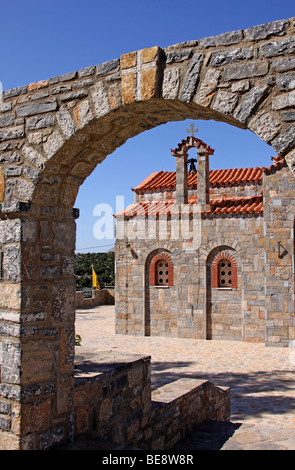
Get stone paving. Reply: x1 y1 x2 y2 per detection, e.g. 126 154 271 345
75 305 295 450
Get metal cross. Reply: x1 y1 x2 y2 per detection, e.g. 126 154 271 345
186 122 199 137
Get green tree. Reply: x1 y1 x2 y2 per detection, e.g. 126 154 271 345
75 252 115 289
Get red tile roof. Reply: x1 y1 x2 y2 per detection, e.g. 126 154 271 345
115 195 263 218
132 156 286 192
117 156 285 219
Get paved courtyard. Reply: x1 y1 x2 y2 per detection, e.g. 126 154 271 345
75 305 295 450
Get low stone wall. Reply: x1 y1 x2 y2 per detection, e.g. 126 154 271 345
74 352 151 446
149 378 230 449
73 352 230 449
75 288 115 309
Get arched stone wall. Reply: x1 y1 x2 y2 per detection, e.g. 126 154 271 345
1 17 295 449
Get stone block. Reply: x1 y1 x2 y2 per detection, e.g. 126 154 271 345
78 65 96 77
108 82 122 110
3 85 27 99
211 47 254 67
91 82 110 118
21 398 51 433
223 61 269 81
51 84 72 95
0 417 11 431
121 72 136 104
162 68 180 100
24 164 40 183
52 221 75 250
48 71 77 84
52 280 75 323
0 125 25 142
195 69 221 107
200 30 243 48
180 53 204 102
272 91 295 110
26 113 55 130
60 89 88 102
281 111 295 121
272 57 295 72
43 130 65 158
271 124 295 154
14 178 35 202
56 109 76 139
261 37 295 58
245 19 289 41
0 219 21 243
249 111 281 143
142 46 160 64
1 341 21 384
73 100 93 129
96 59 120 77
0 102 12 113
22 145 45 172
141 68 158 100
4 245 21 282
231 79 250 92
233 85 269 123
15 100 58 118
39 425 65 451
21 341 54 384
166 48 193 64
0 115 13 128
277 72 295 91
121 51 137 69
212 90 239 115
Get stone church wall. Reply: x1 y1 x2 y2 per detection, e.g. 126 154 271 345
263 166 295 346
115 164 295 346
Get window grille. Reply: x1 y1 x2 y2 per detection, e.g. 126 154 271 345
219 259 232 287
156 260 169 286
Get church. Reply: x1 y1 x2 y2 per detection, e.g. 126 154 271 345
114 126 295 347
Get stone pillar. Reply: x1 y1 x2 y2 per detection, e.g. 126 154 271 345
175 153 188 205
0 203 78 450
197 147 210 211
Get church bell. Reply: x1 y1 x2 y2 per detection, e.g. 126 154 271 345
188 158 197 174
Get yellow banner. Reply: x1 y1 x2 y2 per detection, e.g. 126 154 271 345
92 267 100 290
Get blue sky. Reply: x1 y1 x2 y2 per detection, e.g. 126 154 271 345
1 0 294 252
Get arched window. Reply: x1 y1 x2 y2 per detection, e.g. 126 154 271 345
211 251 237 288
149 252 174 287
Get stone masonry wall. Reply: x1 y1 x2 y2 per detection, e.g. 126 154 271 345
73 353 230 450
115 212 267 342
74 353 151 447
136 181 263 203
116 160 295 346
75 288 115 309
263 165 295 346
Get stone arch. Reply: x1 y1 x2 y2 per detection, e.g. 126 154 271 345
0 17 295 449
148 251 174 287
211 251 238 288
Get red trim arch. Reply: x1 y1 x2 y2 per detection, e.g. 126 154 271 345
149 252 174 287
211 251 237 288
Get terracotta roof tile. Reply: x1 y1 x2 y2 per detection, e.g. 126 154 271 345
132 167 264 192
132 156 286 192
115 196 263 218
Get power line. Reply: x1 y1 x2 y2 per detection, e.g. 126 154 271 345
76 243 114 252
